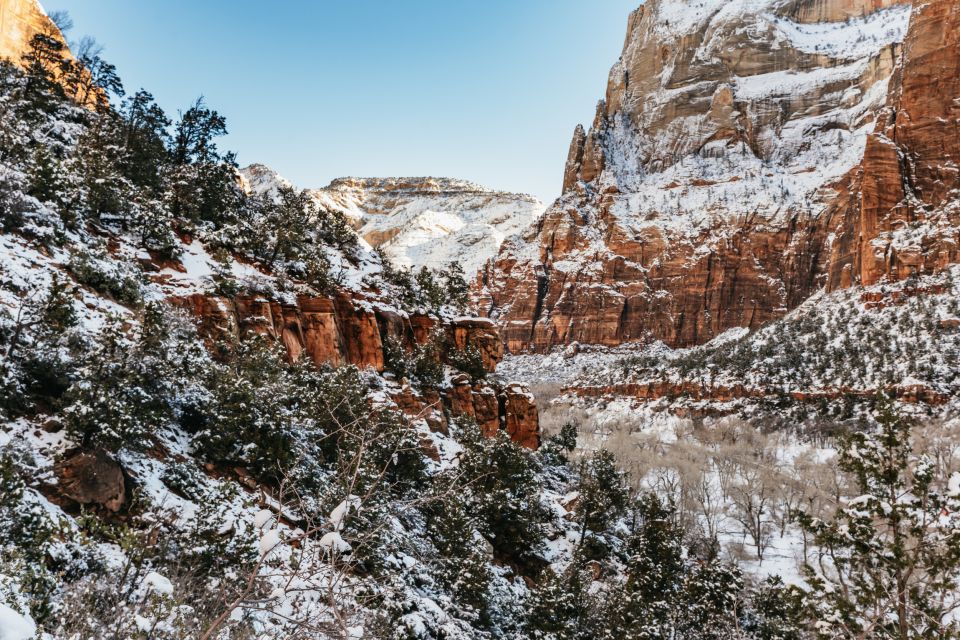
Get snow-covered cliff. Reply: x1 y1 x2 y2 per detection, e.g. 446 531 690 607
241 165 545 276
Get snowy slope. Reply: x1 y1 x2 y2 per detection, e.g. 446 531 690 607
241 166 545 276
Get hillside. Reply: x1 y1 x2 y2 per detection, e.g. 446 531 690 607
3 0 960 639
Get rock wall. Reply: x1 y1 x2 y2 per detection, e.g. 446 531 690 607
479 0 960 353
172 293 539 448
0 0 62 65
173 292 503 374
827 0 960 288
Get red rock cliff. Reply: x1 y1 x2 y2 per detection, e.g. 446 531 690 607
479 0 960 353
172 292 539 448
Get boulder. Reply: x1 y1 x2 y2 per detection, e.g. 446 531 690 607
55 450 126 513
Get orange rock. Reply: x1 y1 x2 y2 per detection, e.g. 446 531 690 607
500 384 540 450
480 0 960 353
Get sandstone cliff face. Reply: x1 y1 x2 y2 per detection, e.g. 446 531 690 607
827 0 960 288
241 166 545 277
480 0 959 353
0 0 63 65
172 292 539 448
172 292 503 374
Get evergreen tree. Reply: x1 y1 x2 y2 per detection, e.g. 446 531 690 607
119 90 172 194
167 97 239 224
458 424 549 562
442 261 469 314
578 449 629 534
415 266 445 312
799 399 960 639
527 560 594 640
63 318 169 452
21 33 67 112
743 577 806 640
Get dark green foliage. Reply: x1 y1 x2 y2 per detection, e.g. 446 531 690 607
743 577 806 640
598 493 749 639
416 266 445 311
441 261 469 314
119 90 172 194
527 560 595 640
457 422 550 562
21 33 68 113
577 449 629 534
447 343 487 381
194 336 307 482
167 97 240 225
2 276 79 417
799 400 960 639
67 247 144 306
62 304 200 453
180 483 257 578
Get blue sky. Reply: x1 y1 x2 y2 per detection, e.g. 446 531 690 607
51 0 639 203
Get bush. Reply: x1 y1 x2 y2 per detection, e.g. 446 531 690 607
68 248 144 307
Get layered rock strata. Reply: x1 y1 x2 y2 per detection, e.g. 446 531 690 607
479 0 960 352
172 293 539 448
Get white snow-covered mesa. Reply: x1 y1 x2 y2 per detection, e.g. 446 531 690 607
241 164 545 276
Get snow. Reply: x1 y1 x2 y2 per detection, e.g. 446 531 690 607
319 531 352 554
0 604 36 640
329 496 361 531
771 5 912 60
254 508 275 529
950 473 960 498
241 167 545 276
734 60 870 100
260 529 282 557
139 571 174 597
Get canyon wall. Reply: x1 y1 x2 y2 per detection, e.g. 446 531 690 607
0 0 73 66
241 165 544 277
172 292 538 449
479 0 960 353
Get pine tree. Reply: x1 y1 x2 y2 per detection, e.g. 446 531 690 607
415 266 445 312
167 97 239 224
458 425 549 562
799 399 960 639
453 543 493 624
527 560 594 640
578 449 629 534
442 261 469 314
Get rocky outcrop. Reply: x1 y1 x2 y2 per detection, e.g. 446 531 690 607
173 293 503 374
480 0 960 353
0 0 63 65
241 166 545 277
500 384 541 450
446 375 502 437
173 292 539 447
446 375 541 449
55 450 126 513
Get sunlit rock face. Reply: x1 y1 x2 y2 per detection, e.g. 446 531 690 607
0 0 67 65
479 0 960 353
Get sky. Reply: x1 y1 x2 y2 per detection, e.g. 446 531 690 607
50 0 639 203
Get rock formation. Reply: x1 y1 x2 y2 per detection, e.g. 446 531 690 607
172 292 504 374
241 165 545 277
0 0 64 65
479 0 960 353
172 292 539 448
55 449 126 513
